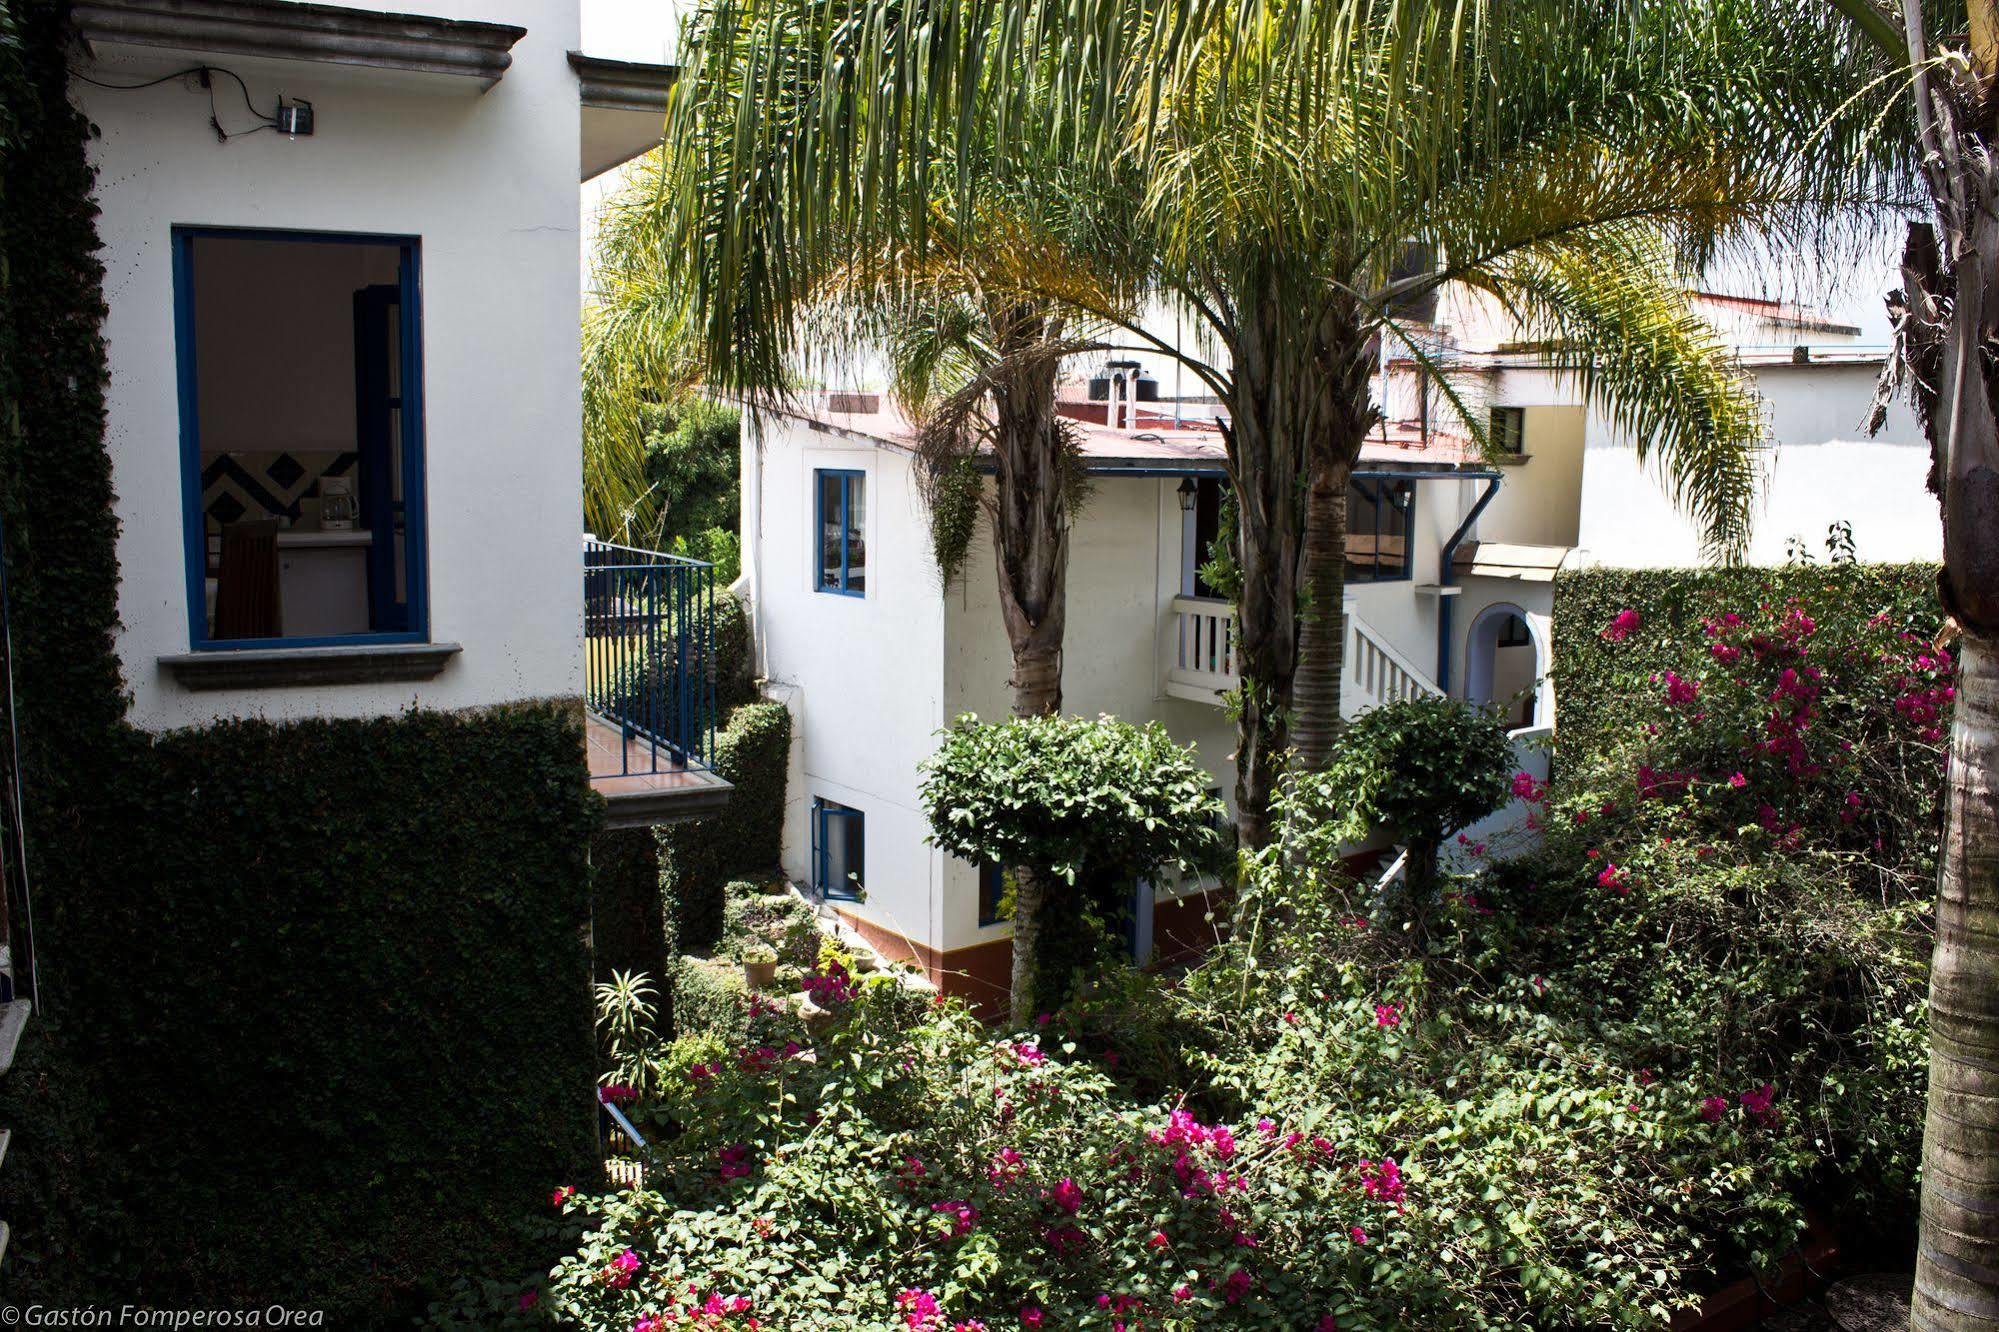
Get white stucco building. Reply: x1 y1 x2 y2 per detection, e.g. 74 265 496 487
70 0 723 825
743 289 1935 1007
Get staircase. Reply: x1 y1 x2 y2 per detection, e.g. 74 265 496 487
1163 597 1443 712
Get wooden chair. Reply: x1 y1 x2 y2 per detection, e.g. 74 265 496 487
212 519 282 640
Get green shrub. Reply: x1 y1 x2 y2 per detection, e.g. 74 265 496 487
1289 695 1513 909
671 955 753 1046
659 700 791 955
722 885 819 968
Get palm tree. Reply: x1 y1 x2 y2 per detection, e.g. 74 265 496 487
688 0 1815 846
656 3 1139 1023
1792 1 1999 1323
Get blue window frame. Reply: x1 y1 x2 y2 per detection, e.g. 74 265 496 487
1345 477 1414 583
172 226 428 650
811 797 864 901
814 468 866 595
978 862 1008 926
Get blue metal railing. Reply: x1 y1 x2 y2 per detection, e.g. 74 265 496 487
583 538 717 776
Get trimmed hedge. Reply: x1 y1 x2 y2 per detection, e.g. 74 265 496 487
658 699 791 955
1552 562 1942 768
0 707 603 1313
592 825 670 984
0 4 598 1315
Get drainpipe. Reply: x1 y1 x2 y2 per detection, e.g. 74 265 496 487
1436 470 1503 694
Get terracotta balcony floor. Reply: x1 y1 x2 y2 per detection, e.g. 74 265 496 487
587 715 732 827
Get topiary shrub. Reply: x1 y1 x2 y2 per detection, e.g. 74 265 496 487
659 700 790 955
919 713 1227 1026
1288 695 1514 914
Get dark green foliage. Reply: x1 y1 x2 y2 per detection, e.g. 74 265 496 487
721 882 818 967
1 707 602 1313
593 826 671 983
919 713 1228 886
645 400 741 582
1551 562 1940 770
658 700 791 954
0 7 598 1314
1304 696 1515 849
712 589 756 713
927 455 984 583
670 955 752 1045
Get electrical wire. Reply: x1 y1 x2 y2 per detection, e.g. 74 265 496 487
69 64 282 142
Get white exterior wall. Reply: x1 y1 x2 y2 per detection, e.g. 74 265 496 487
1570 361 1937 568
744 419 951 952
940 477 1241 953
79 1 584 731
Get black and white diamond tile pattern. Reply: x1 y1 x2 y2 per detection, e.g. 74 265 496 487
200 450 357 526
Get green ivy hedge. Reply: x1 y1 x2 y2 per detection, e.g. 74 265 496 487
658 700 791 956
592 825 670 984
0 3 598 1315
1551 562 1941 769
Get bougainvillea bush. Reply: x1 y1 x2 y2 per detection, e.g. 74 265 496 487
1502 578 1949 1231
450 571 1948 1331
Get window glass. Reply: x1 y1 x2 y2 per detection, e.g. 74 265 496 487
846 475 867 592
817 471 844 590
813 797 864 900
814 470 866 594
1346 478 1414 582
1491 406 1526 455
978 862 1008 925
179 230 422 646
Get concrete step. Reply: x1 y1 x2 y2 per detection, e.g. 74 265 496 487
0 999 29 1078
0 1128 11 1174
0 1219 10 1269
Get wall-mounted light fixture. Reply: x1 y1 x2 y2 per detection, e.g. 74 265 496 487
1177 477 1198 512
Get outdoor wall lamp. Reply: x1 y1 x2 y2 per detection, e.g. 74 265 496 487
1177 477 1198 512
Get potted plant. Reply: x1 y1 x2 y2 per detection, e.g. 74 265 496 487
741 942 778 990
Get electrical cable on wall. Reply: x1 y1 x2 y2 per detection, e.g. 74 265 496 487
71 65 312 141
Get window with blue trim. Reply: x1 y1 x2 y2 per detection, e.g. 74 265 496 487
814 469 867 595
1346 477 1415 582
977 862 1009 926
173 228 427 649
811 797 865 901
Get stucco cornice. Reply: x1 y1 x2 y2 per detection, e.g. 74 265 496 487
567 52 677 112
74 0 528 90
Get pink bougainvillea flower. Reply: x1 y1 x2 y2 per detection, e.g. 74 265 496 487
1019 1307 1044 1328
1661 670 1699 707
1172 1285 1192 1303
633 1317 662 1332
550 1185 576 1208
1360 1156 1406 1205
931 1199 980 1237
1596 862 1632 896
1374 1002 1402 1029
1148 1229 1171 1249
1350 1225 1370 1246
1727 772 1748 788
897 1288 943 1331
1602 609 1641 642
1044 1177 1084 1214
517 1290 539 1311
1316 1318 1340 1332
1740 1082 1780 1127
597 1083 638 1106
1699 1095 1729 1123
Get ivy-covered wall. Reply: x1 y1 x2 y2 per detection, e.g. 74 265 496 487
0 1 597 1314
1551 562 1942 766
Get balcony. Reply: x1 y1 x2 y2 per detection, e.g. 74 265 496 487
584 539 733 829
1162 595 1441 715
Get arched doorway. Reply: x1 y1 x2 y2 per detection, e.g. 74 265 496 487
1464 601 1547 730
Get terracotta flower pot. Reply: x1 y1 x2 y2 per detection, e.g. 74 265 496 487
743 958 778 990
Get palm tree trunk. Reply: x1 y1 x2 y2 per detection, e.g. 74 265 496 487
988 312 1071 720
1917 630 1999 1332
1290 453 1352 771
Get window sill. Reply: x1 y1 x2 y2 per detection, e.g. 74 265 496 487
159 642 462 691
1493 454 1531 467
